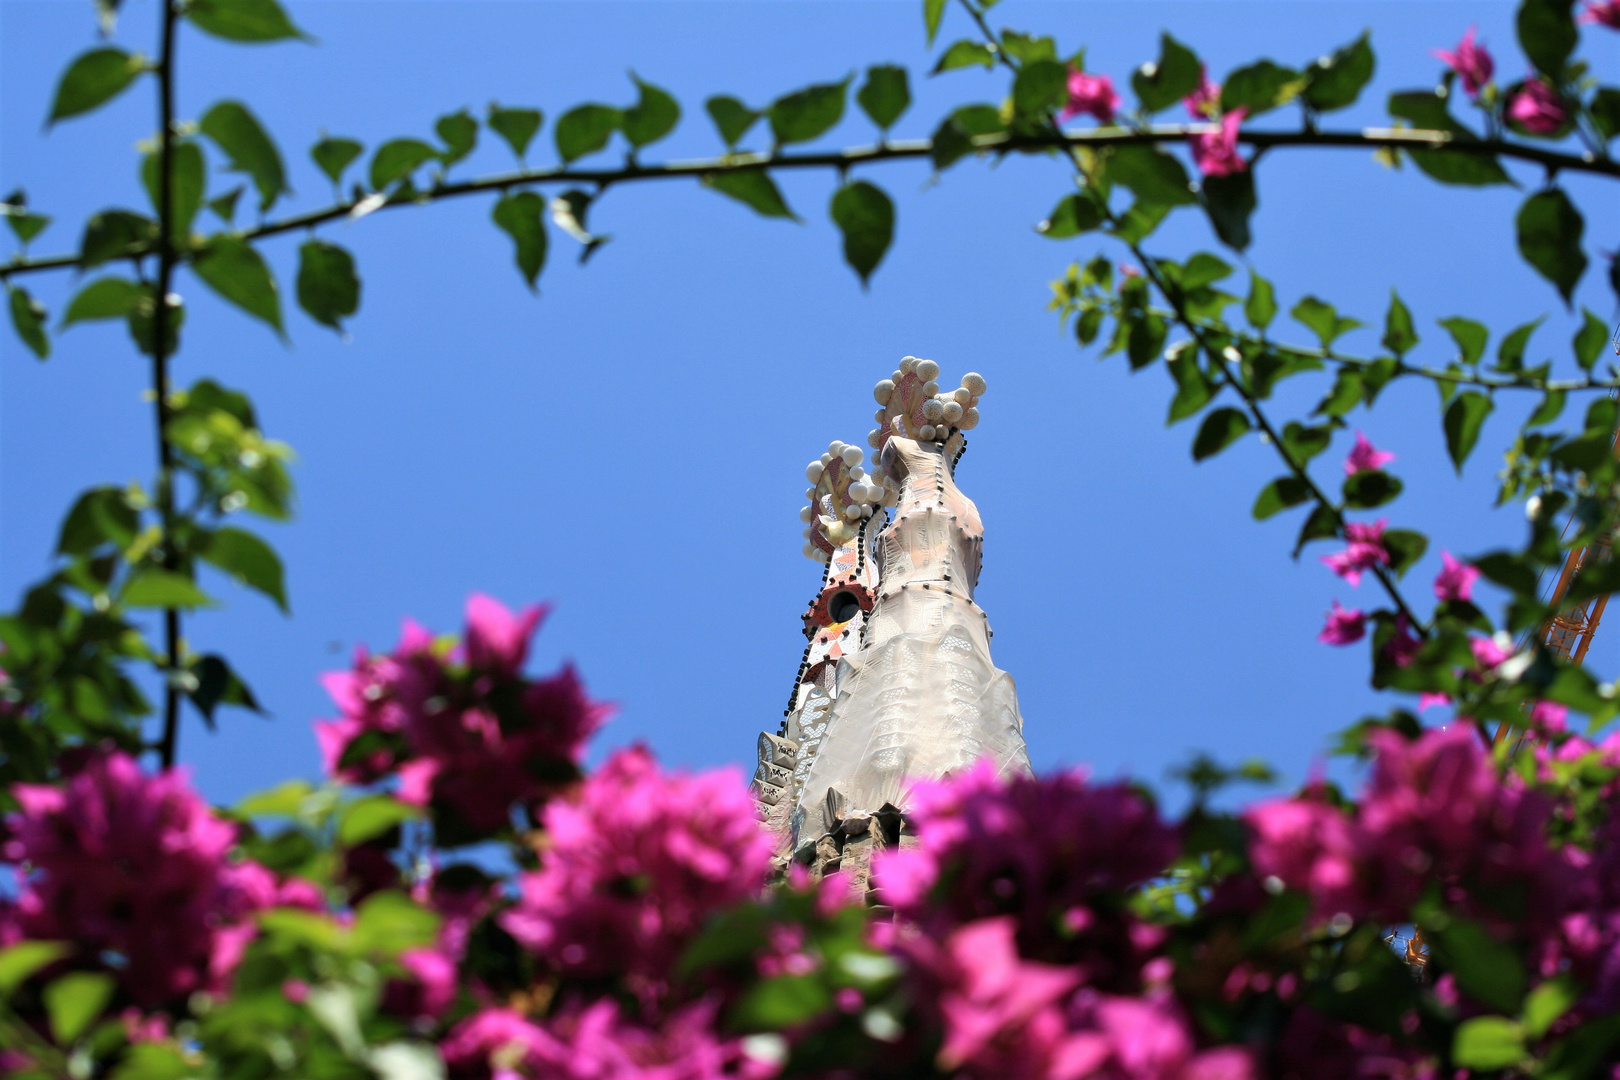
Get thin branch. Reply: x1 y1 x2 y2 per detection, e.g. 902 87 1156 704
153 0 182 770
2 125 1614 280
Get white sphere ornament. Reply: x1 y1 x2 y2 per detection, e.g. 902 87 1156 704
849 466 865 481
891 369 903 382
806 461 824 482
800 506 813 523
844 504 863 521
922 380 939 397
915 359 940 381
942 400 964 423
919 424 937 441
874 380 895 405
841 445 863 466
922 398 945 421
868 429 883 448
803 543 816 559
959 407 980 430
875 408 888 423
900 356 918 374
962 372 987 396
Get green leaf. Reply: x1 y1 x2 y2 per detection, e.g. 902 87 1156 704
1291 296 1361 346
189 653 261 727
923 0 947 45
1496 316 1542 371
491 191 548 291
733 974 833 1030
1523 976 1578 1039
111 1045 191 1080
1383 528 1428 577
1245 271 1277 329
622 75 680 149
79 209 156 267
62 277 144 328
1127 313 1168 370
1517 188 1587 305
2 193 50 245
1202 170 1256 252
1193 407 1251 460
191 235 283 334
1281 421 1332 461
236 779 315 819
933 40 996 74
1303 32 1375 112
1107 145 1197 207
435 109 478 165
127 289 183 357
487 105 542 161
1253 476 1311 519
1013 59 1069 118
1181 253 1233 290
1528 389 1566 426
1294 504 1339 555
353 892 439 955
1038 193 1104 239
999 31 1056 64
1573 307 1607 371
296 239 360 330
44 972 114 1045
0 942 68 998
1382 290 1417 356
369 138 439 190
705 169 797 220
310 137 363 187
208 185 243 223
830 181 894 286
9 286 49 359
122 569 214 609
1075 307 1104 346
338 794 419 846
199 100 287 212
857 65 910 129
1167 351 1215 423
1132 33 1202 114
48 47 144 124
199 526 287 610
555 104 622 163
1412 147 1513 186
768 78 850 146
1343 469 1403 509
185 0 307 42
57 487 138 555
1439 317 1489 365
1220 60 1305 116
1388 89 1468 133
140 140 206 239
705 97 759 149
1315 369 1363 417
1591 87 1620 141
1444 390 1494 472
1518 0 1577 80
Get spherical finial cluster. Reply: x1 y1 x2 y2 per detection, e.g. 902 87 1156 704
869 356 986 455
800 439 886 562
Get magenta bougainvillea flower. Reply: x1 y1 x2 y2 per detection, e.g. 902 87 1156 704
1318 601 1366 645
1182 68 1221 119
500 745 773 997
1189 108 1248 177
1433 550 1480 603
1321 520 1390 587
1579 0 1620 27
1342 432 1395 476
1433 27 1494 96
1506 78 1569 134
1061 70 1119 123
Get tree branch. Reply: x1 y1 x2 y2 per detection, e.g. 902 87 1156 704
152 0 183 770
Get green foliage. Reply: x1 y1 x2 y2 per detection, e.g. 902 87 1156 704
369 138 439 190
490 192 549 291
188 653 260 726
705 169 797 220
1439 316 1488 366
554 103 622 163
78 209 156 267
9 286 49 359
923 0 947 45
1106 146 1197 207
198 526 287 610
487 104 542 161
1038 192 1105 239
310 136 363 187
140 139 206 240
622 76 680 149
1303 32 1374 112
856 65 910 130
1381 291 1417 356
1012 59 1069 119
1291 296 1360 347
1132 33 1201 114
1201 170 1256 252
1253 476 1311 519
435 109 479 165
1244 272 1277 330
1444 390 1494 472
296 239 360 330
48 48 145 124
43 971 114 1044
1220 60 1305 116
768 78 850 146
1343 469 1402 509
191 235 284 335
1192 407 1251 460
1 191 50 246
934 40 996 74
830 181 895 286
200 101 288 211
1517 0 1577 80
705 97 759 149
1516 188 1587 305
184 0 307 43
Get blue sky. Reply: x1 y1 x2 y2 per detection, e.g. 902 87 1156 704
2 1 1617 808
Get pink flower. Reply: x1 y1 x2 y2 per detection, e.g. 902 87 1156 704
463 594 546 677
1318 601 1366 645
1062 69 1119 123
499 746 773 999
1320 520 1390 587
1433 550 1480 603
1343 432 1395 476
1433 27 1494 96
1507 79 1569 135
525 999 778 1080
931 918 1080 1077
2 752 267 1006
1247 795 1370 920
1183 68 1221 119
1579 0 1620 27
1529 700 1569 734
1060 992 1258 1080
1418 692 1451 712
1382 614 1421 667
1470 633 1514 671
1189 107 1248 177
385 948 458 1020
874 760 1177 985
440 1008 556 1080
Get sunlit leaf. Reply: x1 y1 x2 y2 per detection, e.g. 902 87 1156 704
48 47 144 124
